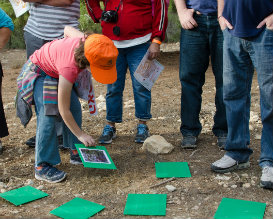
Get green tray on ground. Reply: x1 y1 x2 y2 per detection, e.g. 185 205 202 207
155 162 191 178
124 194 167 216
0 185 48 206
50 197 105 219
75 144 116 169
214 197 266 219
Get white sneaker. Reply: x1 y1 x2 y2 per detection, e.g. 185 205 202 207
211 155 250 173
260 166 273 189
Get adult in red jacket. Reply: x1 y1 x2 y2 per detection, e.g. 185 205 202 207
85 0 168 144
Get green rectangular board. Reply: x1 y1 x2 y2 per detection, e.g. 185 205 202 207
75 144 116 169
124 194 167 216
214 197 266 219
155 162 191 178
0 185 48 206
50 197 105 219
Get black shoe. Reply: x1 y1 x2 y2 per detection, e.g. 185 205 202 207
57 135 66 150
26 136 36 148
217 135 227 149
26 135 65 150
70 150 83 165
181 136 197 149
0 140 3 155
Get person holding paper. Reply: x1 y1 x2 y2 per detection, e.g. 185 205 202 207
17 29 118 183
22 0 80 148
211 0 273 190
0 8 14 154
174 0 227 149
85 0 169 144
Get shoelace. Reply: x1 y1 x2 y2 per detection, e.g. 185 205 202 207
214 155 233 165
39 164 60 177
103 125 113 135
262 166 273 174
137 125 147 135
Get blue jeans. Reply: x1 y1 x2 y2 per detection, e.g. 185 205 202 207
34 75 82 166
223 28 273 167
106 42 152 122
179 14 227 137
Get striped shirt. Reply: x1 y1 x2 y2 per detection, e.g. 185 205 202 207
24 0 80 41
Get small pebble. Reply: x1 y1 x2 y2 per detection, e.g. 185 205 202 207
165 185 176 192
243 183 251 188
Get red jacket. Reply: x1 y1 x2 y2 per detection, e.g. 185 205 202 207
85 0 168 41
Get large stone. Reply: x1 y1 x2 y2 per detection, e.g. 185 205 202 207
141 135 174 154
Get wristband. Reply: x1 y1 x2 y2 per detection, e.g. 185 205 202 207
152 39 162 45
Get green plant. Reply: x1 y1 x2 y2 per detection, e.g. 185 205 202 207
0 0 28 49
0 0 181 49
79 1 102 33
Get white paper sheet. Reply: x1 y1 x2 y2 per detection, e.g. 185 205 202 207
133 50 164 91
75 69 98 116
9 0 29 17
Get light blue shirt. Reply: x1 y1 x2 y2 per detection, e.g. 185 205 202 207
0 8 14 31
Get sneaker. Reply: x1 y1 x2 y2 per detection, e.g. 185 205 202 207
35 163 66 183
70 150 82 165
211 155 250 173
135 124 150 143
181 136 197 149
99 125 116 144
26 135 65 150
217 135 227 149
260 166 273 189
25 136 36 148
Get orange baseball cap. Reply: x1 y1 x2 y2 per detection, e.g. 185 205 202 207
84 34 118 84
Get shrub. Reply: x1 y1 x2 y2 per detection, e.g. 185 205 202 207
0 0 180 48
0 0 28 49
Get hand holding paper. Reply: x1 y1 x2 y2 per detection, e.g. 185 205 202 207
134 50 164 91
9 0 29 17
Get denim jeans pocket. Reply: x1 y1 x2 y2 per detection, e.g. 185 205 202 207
265 27 273 33
182 27 201 37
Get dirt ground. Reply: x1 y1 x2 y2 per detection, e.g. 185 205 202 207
0 47 272 219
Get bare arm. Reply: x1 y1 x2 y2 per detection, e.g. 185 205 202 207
64 26 84 38
0 27 12 50
217 0 233 30
58 75 95 146
23 0 74 7
173 0 197 29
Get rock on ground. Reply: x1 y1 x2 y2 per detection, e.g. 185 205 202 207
141 135 174 154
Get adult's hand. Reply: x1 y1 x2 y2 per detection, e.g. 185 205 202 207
218 16 233 30
179 8 197 30
257 13 273 30
148 42 160 60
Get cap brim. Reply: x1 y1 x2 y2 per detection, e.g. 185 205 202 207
90 64 117 84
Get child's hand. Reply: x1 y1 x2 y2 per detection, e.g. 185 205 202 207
78 133 96 147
